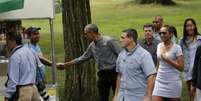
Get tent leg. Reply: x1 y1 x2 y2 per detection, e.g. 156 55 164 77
49 18 58 101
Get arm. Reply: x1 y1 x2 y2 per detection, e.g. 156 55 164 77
144 74 156 101
156 59 159 71
161 55 184 71
56 60 76 70
161 45 184 72
141 53 156 101
57 44 93 70
113 73 121 101
5 57 20 99
72 44 93 64
64 60 76 67
109 39 122 55
39 56 52 66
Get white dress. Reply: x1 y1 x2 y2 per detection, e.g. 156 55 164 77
153 43 183 98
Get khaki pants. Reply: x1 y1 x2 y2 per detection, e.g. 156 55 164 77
194 88 201 101
18 85 41 101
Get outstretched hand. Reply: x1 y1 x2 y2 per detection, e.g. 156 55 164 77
56 63 65 70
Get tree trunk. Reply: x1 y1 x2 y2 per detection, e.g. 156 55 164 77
61 0 98 101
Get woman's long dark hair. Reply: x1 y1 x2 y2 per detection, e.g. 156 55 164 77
181 18 199 47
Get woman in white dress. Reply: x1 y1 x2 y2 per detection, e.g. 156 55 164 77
152 25 184 101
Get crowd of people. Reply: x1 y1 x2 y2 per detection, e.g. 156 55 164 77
3 16 201 101
56 16 201 101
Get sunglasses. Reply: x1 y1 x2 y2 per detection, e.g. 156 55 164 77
159 32 167 36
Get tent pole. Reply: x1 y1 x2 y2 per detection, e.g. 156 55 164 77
49 18 57 84
49 18 59 101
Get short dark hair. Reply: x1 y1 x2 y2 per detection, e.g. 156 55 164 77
85 24 99 33
6 32 22 45
122 28 138 42
143 23 154 30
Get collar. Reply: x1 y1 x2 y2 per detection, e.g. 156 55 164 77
143 38 153 45
197 35 201 40
94 36 103 44
10 45 23 56
125 44 139 55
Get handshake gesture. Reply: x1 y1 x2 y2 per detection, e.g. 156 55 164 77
56 63 65 70
56 60 75 70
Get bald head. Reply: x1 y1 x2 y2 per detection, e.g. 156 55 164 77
155 15 164 27
155 15 163 22
84 24 99 33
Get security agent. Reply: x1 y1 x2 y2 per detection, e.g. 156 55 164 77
4 32 41 101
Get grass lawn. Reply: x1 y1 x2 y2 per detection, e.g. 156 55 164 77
21 0 201 100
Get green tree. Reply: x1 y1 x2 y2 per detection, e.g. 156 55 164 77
61 0 98 101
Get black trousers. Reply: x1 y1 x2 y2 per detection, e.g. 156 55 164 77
97 69 117 101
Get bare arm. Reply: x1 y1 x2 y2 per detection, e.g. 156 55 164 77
161 55 184 71
64 60 76 67
39 56 52 66
56 60 76 70
144 74 156 101
113 73 121 101
156 59 159 71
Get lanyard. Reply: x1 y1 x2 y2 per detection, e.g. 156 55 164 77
10 45 23 56
5 45 23 87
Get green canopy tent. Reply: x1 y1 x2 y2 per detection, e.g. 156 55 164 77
0 0 24 13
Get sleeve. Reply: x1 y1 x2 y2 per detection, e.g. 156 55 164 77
141 52 157 77
5 56 20 98
109 39 122 55
74 44 93 64
156 43 161 59
192 46 201 85
176 45 183 57
116 54 121 73
36 45 43 56
31 50 44 68
178 37 183 47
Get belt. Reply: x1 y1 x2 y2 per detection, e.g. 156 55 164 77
99 68 116 74
18 83 35 88
97 68 117 77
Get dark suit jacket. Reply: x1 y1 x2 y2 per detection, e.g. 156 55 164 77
192 45 201 90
